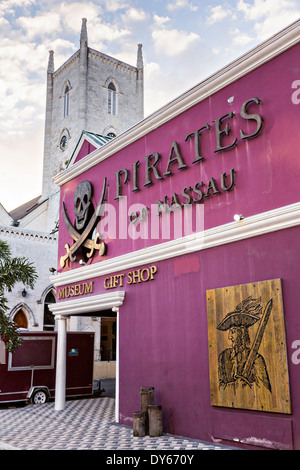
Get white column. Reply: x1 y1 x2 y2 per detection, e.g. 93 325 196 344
55 315 67 411
112 306 119 422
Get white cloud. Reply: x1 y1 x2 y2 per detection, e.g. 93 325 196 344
237 0 273 20
102 0 128 12
144 60 183 116
230 28 254 46
45 39 77 71
0 36 50 138
88 20 131 48
0 17 9 26
56 2 102 33
152 27 200 56
206 5 235 24
0 125 44 212
254 10 300 40
0 0 36 16
17 12 61 39
167 0 198 12
153 14 170 26
122 7 147 23
237 0 300 40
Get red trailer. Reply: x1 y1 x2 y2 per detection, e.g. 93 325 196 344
0 331 96 404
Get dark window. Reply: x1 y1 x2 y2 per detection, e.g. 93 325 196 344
63 85 70 118
43 291 55 331
100 318 116 361
107 82 117 115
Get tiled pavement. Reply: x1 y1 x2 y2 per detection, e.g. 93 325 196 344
0 396 236 451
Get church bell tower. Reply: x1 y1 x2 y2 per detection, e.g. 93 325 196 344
41 18 144 200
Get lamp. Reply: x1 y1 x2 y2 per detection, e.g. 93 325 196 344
49 267 57 274
22 288 27 297
233 214 244 222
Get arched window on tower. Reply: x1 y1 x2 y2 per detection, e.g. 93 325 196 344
63 84 70 118
107 82 117 115
43 291 56 331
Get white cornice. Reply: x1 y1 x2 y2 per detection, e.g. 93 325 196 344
0 225 57 243
49 291 125 315
50 200 300 288
53 19 300 187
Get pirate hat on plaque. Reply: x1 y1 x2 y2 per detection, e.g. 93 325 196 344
217 296 263 331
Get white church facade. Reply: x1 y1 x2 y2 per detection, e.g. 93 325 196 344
0 18 144 379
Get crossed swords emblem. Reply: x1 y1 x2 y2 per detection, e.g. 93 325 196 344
60 178 107 268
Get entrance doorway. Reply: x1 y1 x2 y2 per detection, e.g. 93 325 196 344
13 309 28 329
49 289 125 418
73 310 117 395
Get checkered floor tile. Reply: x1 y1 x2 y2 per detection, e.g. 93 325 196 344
0 397 234 450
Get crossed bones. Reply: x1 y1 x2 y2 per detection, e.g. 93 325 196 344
60 178 107 268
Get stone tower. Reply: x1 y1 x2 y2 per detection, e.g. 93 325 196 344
41 18 144 199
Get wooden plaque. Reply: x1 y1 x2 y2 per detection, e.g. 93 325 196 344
206 279 291 413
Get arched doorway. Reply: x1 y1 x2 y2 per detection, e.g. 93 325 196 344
13 309 28 329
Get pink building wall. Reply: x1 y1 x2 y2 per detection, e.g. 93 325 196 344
74 140 97 163
116 227 300 449
56 40 300 448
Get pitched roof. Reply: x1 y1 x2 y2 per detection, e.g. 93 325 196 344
67 131 114 168
9 195 43 222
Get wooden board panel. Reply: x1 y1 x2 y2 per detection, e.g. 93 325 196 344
206 279 291 414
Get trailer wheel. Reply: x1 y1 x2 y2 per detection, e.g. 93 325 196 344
32 389 48 405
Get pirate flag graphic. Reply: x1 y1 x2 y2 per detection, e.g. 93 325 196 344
60 178 107 268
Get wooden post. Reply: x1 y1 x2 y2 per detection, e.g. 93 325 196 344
140 387 154 434
140 386 154 412
148 405 163 437
133 411 146 437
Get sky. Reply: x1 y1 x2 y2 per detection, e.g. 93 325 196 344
0 0 300 213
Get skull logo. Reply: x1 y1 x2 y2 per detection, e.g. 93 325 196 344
74 180 94 232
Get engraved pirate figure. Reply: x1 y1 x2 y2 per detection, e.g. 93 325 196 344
217 296 272 392
60 178 107 268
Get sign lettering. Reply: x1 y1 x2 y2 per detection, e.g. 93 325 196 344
104 266 158 290
58 281 94 299
114 97 263 199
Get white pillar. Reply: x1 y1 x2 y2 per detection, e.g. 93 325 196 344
112 306 119 422
55 315 67 411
